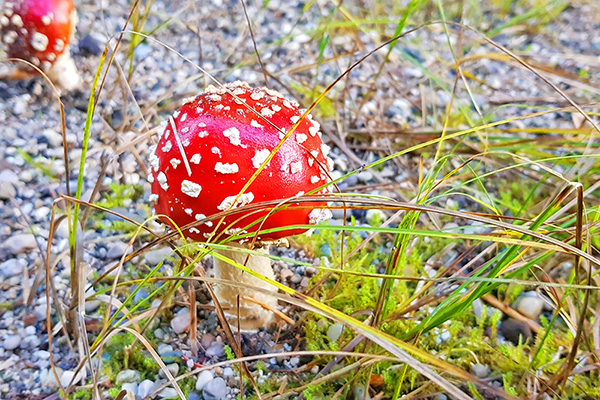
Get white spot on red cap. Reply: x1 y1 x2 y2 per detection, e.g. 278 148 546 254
215 162 239 174
161 141 172 152
10 14 22 27
180 113 187 122
147 174 154 183
217 192 254 211
149 194 158 202
252 149 271 169
54 38 65 52
198 130 208 138
290 115 300 124
261 108 274 118
198 122 206 128
181 180 202 198
211 147 221 156
30 32 49 52
283 100 293 109
271 104 281 112
190 154 201 164
41 13 53 26
208 94 222 102
157 121 168 139
250 120 262 128
157 172 169 190
290 161 302 174
310 176 320 184
170 158 181 169
149 145 160 171
250 91 264 101
265 88 284 98
185 208 193 215
189 227 200 234
296 133 308 144
321 143 331 157
309 117 321 131
4 30 17 44
309 126 318 136
223 127 241 146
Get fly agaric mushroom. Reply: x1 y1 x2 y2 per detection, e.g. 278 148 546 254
148 81 333 330
1 0 81 91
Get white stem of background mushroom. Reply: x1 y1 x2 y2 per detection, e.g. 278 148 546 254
212 242 278 331
169 116 192 177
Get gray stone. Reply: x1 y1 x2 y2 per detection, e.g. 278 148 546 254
121 382 138 395
471 363 490 378
158 387 178 398
170 311 191 334
3 233 37 255
157 343 174 356
205 342 225 358
153 328 165 340
280 267 293 281
357 170 373 183
0 182 16 200
3 334 21 350
107 241 132 259
195 370 214 391
137 379 155 399
366 209 386 225
60 370 83 387
516 294 544 320
188 392 202 400
144 247 173 266
0 169 19 184
42 129 64 147
500 318 532 345
116 369 141 385
41 367 63 390
166 363 179 377
0 258 25 278
201 333 214 349
202 377 226 400
327 323 343 342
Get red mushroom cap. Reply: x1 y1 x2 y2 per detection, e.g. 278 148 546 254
1 0 76 72
148 81 333 242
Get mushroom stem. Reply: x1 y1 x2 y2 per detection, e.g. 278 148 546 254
212 242 278 330
46 50 81 92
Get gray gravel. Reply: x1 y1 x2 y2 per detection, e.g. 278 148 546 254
0 0 598 398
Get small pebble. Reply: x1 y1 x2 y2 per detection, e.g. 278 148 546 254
116 369 141 385
471 363 490 378
158 387 178 398
171 310 191 334
195 370 214 391
3 335 21 351
500 318 532 345
205 342 225 358
137 379 155 399
515 294 544 320
203 377 227 400
327 323 343 342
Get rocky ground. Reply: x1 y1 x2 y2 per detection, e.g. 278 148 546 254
0 0 599 399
